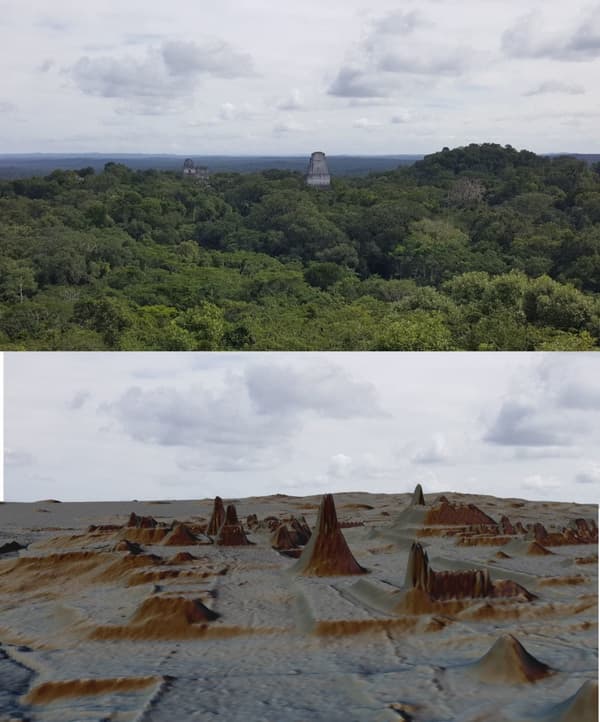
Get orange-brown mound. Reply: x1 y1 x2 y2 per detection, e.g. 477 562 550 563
495 550 511 559
34 532 110 550
161 523 202 546
25 676 159 704
314 617 419 636
0 551 105 591
114 539 143 554
130 595 219 625
126 569 183 586
271 524 296 551
126 512 158 528
119 527 168 544
292 494 367 577
341 503 374 510
469 634 553 683
405 543 535 602
528 519 598 546
457 535 512 547
394 588 469 616
94 554 163 582
527 541 554 555
216 505 252 546
424 500 497 527
169 552 196 564
537 576 586 587
90 623 275 641
576 555 598 565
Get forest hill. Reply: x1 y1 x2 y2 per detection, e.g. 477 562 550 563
0 143 599 351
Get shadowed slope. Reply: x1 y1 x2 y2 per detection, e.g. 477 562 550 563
469 634 552 683
541 679 599 722
292 495 367 576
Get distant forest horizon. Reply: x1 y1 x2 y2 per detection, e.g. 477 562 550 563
1 149 600 180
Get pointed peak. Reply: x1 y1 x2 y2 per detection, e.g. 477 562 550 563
207 496 226 536
410 484 425 506
224 504 239 526
545 679 598 722
471 634 552 683
318 494 339 535
292 494 367 576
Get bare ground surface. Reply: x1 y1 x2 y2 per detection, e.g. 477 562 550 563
0 490 597 722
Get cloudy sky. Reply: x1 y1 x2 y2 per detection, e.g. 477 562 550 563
3 352 599 504
0 0 599 154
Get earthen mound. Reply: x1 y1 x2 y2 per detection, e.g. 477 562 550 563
207 496 226 536
119 527 168 544
168 552 196 564
292 494 367 576
126 512 158 529
114 539 143 555
289 516 311 545
410 484 425 506
162 523 211 546
0 540 25 555
527 518 598 546
131 595 219 626
542 679 598 722
527 541 554 555
405 542 534 602
25 676 160 704
495 550 511 559
272 524 296 551
500 515 516 534
469 634 552 683
216 505 252 546
424 499 497 527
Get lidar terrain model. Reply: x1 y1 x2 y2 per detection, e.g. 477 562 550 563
0 488 597 721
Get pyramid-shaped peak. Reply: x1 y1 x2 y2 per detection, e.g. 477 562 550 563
544 679 598 722
410 484 425 506
471 634 552 683
291 494 366 576
215 503 252 546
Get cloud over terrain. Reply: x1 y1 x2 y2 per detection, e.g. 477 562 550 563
4 353 599 503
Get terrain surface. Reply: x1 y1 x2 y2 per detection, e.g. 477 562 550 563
0 489 597 722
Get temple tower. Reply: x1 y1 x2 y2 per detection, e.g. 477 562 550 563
305 151 331 188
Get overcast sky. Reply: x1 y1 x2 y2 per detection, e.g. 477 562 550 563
4 352 599 504
0 0 599 154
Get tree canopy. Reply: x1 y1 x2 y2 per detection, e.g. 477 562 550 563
1 145 599 350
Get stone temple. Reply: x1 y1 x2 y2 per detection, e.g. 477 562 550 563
305 151 331 188
182 158 209 182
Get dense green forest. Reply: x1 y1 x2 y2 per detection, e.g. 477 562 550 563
1 143 600 350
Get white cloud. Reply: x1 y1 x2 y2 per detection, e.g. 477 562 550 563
276 88 304 111
353 117 383 129
411 434 450 464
